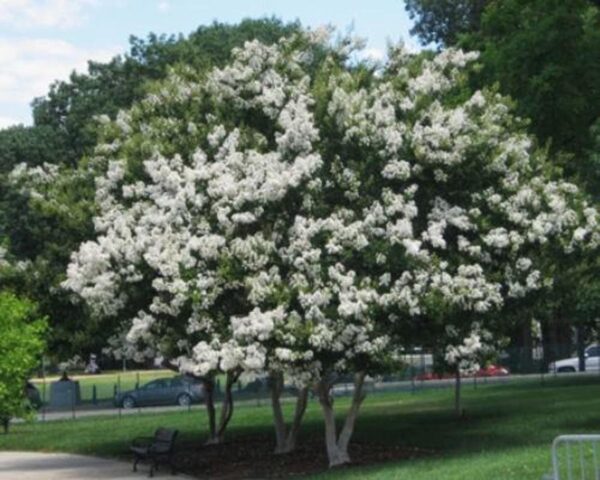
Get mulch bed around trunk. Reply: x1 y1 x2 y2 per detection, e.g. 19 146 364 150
174 433 433 479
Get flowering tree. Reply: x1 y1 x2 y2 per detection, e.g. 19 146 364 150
443 323 500 416
281 43 597 464
64 30 597 466
63 34 333 447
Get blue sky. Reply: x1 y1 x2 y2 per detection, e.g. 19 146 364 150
0 0 419 128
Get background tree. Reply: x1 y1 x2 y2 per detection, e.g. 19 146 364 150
465 0 600 177
405 0 488 46
0 18 302 362
31 18 301 166
0 292 47 433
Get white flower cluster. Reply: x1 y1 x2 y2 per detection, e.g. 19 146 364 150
9 162 62 202
64 33 597 387
444 324 495 373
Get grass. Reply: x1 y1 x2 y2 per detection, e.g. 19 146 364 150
29 370 177 402
3 376 600 479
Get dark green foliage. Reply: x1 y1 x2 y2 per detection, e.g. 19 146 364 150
31 17 301 165
464 0 600 172
405 0 488 46
0 125 67 173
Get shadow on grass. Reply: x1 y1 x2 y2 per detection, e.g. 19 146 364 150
1 376 600 479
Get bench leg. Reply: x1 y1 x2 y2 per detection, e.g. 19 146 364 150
149 457 159 478
133 455 139 472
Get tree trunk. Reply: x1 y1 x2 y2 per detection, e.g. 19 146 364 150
203 377 218 444
454 369 462 417
285 386 308 452
317 372 366 467
271 371 287 452
160 359 238 444
204 370 241 445
1 417 8 434
270 371 309 454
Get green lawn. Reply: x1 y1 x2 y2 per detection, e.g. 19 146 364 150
30 370 177 402
3 376 600 479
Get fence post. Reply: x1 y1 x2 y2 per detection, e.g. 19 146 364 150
92 385 97 405
71 382 75 420
188 382 191 413
41 357 46 422
118 376 122 419
137 373 141 415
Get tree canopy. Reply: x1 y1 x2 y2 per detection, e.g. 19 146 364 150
405 0 488 46
64 31 596 465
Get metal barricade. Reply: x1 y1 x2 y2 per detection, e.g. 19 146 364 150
544 435 600 480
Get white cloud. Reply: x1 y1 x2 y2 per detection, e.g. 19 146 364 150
360 47 386 63
403 37 424 54
157 1 170 12
0 0 97 29
0 37 122 105
0 116 21 129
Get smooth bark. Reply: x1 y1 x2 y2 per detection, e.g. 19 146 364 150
454 369 462 417
204 370 241 445
270 371 309 454
317 372 366 467
203 376 218 443
159 359 238 445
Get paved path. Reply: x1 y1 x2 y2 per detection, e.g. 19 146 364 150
0 451 195 479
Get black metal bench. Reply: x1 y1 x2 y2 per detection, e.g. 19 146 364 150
130 427 179 477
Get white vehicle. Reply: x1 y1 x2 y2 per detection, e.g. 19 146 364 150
549 344 600 373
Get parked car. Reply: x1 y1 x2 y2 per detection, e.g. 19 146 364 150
549 344 600 373
114 376 204 409
475 365 510 377
415 365 509 381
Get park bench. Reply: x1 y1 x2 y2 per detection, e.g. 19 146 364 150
130 427 179 477
541 434 600 480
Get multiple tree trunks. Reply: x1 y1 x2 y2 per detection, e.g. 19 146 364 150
204 370 241 445
269 371 309 454
317 372 367 467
